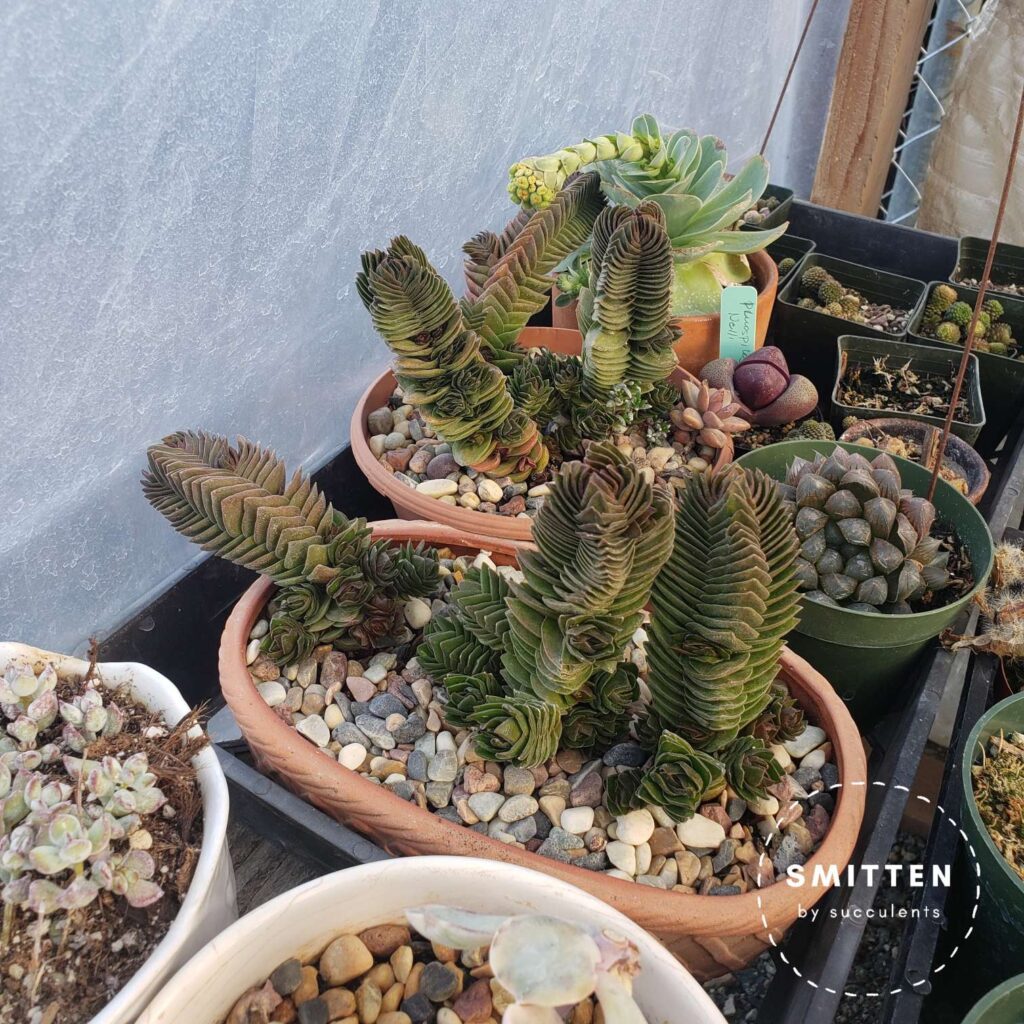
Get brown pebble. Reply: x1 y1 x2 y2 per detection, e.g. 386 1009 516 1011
453 978 493 1022
381 982 405 1013
249 655 281 681
648 826 682 857
377 1015 412 1024
359 924 411 958
321 988 357 1019
366 963 396 991
404 962 424 997
273 997 297 1023
228 981 282 1024
320 935 374 986
571 997 595 1023
431 941 458 963
293 966 320 1006
489 978 515 1015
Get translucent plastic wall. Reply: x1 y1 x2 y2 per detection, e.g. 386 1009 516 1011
0 0 849 651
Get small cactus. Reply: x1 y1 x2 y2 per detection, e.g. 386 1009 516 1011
801 265 829 293
818 279 843 306
777 256 796 275
946 301 974 327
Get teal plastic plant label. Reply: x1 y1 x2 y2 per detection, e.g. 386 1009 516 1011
719 284 758 361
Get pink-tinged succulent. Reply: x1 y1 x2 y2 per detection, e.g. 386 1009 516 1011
700 346 818 427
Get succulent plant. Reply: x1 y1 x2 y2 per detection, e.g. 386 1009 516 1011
921 284 1019 356
419 442 674 765
935 322 962 345
777 256 796 275
700 346 818 427
144 431 439 664
58 683 125 753
783 446 951 613
668 376 749 455
508 114 787 316
751 681 806 745
800 265 829 293
646 464 801 750
788 420 836 442
720 735 784 802
407 905 649 1023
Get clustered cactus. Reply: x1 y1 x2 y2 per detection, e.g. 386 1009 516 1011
143 432 440 664
701 346 818 427
0 663 167 920
783 446 951 613
795 265 868 321
407 905 650 1023
919 283 1018 356
508 114 788 316
607 465 801 820
420 442 674 766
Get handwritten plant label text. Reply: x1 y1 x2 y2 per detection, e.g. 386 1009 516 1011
719 284 758 361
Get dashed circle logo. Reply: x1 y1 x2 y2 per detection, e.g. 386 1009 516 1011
753 779 981 999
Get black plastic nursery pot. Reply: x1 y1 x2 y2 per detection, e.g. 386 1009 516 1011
954 692 1024 1000
765 233 815 292
774 253 928 397
962 974 1024 1024
740 182 794 231
908 282 1024 457
736 440 994 725
832 334 986 446
954 236 1024 298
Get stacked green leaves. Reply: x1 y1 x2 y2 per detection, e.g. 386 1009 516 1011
419 441 674 766
143 431 439 664
646 465 801 750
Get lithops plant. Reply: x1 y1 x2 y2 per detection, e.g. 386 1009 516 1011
406 905 648 1023
782 446 952 613
700 346 818 427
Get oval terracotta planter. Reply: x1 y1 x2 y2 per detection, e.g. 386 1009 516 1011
220 520 867 981
552 250 779 375
838 417 990 506
351 326 734 545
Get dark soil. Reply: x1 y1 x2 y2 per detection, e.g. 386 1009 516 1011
0 682 205 1024
838 357 972 421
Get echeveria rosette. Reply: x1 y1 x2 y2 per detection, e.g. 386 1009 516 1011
720 736 784 804
751 682 806 746
471 694 564 767
502 442 675 707
646 464 800 750
606 731 726 822
509 114 788 316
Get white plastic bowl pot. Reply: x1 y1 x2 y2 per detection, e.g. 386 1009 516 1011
0 642 236 1024
139 857 726 1024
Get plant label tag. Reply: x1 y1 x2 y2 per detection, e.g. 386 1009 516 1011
719 285 758 361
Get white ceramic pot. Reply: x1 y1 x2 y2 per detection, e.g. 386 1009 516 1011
139 856 725 1024
0 642 237 1024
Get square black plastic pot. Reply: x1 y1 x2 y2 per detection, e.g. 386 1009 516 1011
953 235 1024 298
739 182 793 231
832 335 986 446
909 281 1024 457
766 233 815 292
774 253 927 398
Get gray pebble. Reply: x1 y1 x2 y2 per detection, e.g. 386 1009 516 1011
270 958 302 995
710 884 743 896
793 766 821 790
428 749 459 783
771 834 806 875
712 839 737 874
392 713 427 743
602 742 648 768
406 750 429 781
332 722 370 747
425 782 454 808
355 714 397 750
508 816 538 843
369 694 407 718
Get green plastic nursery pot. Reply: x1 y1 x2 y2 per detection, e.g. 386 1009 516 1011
954 236 1024 298
775 253 927 397
833 335 986 446
735 441 993 724
739 182 793 231
955 693 1024 1001
909 282 1024 457
962 974 1024 1024
766 233 815 292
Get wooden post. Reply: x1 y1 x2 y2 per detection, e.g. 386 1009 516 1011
811 0 933 215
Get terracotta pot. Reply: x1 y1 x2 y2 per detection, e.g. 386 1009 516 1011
220 521 867 981
838 417 991 506
139 857 727 1024
351 326 734 545
0 643 236 1024
551 250 779 375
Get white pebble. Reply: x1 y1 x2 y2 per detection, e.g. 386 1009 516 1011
635 841 652 875
606 840 637 876
560 807 595 835
770 744 793 770
435 731 457 752
527 483 550 497
648 804 675 828
477 479 504 503
257 681 286 708
784 725 828 759
339 743 367 770
245 639 261 665
296 715 330 748
801 747 828 770
675 815 726 850
747 795 780 816
416 479 459 498
605 868 633 881
363 664 388 685
403 598 432 630
324 704 344 730
616 808 655 845
249 619 269 640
